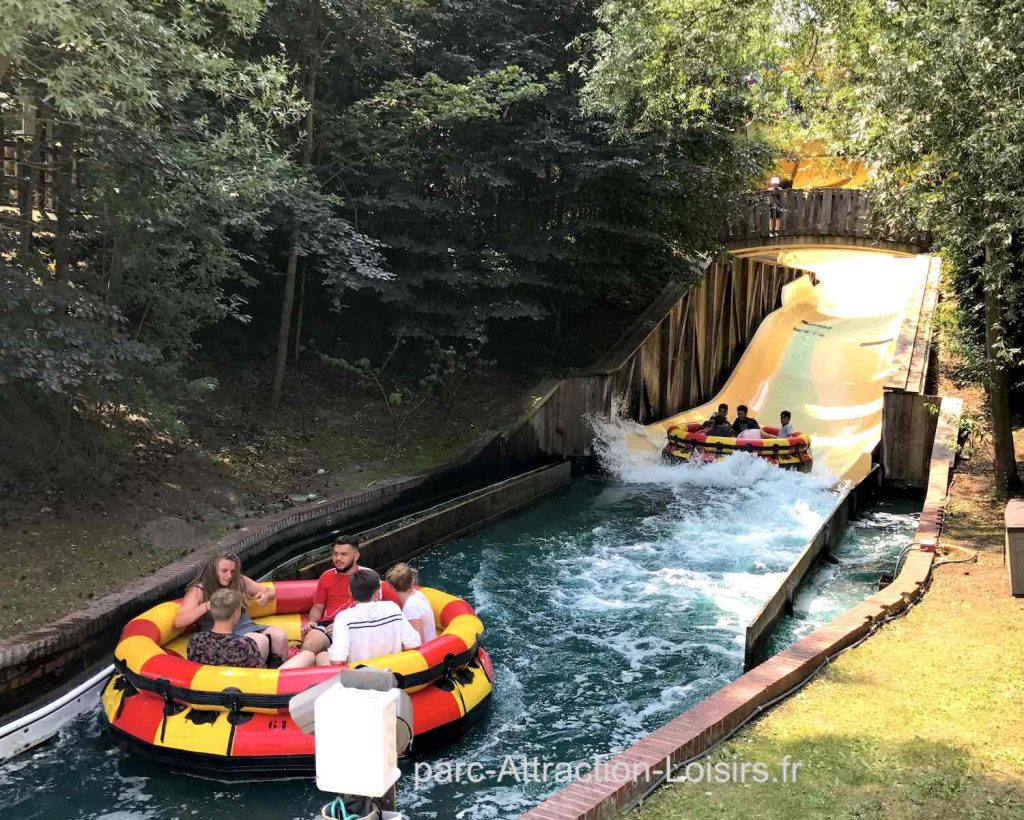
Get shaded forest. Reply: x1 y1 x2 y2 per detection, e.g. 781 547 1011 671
0 0 768 498
5 0 1024 503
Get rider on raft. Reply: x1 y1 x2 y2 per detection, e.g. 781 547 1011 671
662 408 812 472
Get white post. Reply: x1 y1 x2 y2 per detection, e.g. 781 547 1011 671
289 672 412 820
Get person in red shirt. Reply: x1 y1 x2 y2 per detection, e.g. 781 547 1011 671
283 538 399 666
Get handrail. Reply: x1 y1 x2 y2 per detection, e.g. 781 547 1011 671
722 188 932 250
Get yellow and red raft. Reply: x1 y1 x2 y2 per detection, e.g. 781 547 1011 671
102 581 492 778
661 423 813 472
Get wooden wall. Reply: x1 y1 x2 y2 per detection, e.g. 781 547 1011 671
881 392 941 488
504 257 807 464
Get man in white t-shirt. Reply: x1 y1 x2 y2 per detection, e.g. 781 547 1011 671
324 568 421 666
778 410 796 438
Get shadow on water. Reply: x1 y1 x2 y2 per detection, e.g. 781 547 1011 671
0 456 918 819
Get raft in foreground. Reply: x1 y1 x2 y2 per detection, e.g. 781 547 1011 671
102 581 492 778
661 423 813 472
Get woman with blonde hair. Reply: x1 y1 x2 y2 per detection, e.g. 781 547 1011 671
173 552 290 666
384 563 436 643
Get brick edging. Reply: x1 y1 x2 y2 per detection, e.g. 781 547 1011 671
0 432 513 714
520 396 962 820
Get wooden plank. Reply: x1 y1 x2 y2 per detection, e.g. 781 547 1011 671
854 193 867 236
906 256 942 394
882 392 942 487
882 391 908 480
657 319 671 418
907 396 939 481
819 189 832 234
885 262 929 392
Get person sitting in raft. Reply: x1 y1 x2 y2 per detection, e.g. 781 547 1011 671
707 414 734 438
736 427 762 441
284 568 421 668
385 563 437 643
732 404 760 435
279 539 400 669
324 569 421 666
173 551 289 667
187 588 265 668
778 410 795 438
708 403 729 425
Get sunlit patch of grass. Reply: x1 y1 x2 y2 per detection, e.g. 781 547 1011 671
634 404 1024 819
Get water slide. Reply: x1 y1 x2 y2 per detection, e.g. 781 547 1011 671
641 249 939 484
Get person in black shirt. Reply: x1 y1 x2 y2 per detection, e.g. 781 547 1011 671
707 414 734 437
732 404 760 435
708 402 729 425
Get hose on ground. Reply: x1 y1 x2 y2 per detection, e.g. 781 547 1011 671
933 543 978 568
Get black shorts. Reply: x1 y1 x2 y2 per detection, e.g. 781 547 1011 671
310 620 334 644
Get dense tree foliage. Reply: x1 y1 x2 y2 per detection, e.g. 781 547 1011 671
782 0 1024 491
2 0 299 482
257 0 768 368
1 0 770 492
584 0 1024 492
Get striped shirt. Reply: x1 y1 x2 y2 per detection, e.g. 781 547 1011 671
327 600 421 664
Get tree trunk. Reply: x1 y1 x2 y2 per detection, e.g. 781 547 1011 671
37 111 51 217
107 226 127 304
0 103 11 205
53 122 73 279
270 227 300 411
270 9 319 410
293 258 306 364
16 104 41 263
983 244 1022 495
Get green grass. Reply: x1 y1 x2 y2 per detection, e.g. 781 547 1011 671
0 363 531 636
634 419 1024 819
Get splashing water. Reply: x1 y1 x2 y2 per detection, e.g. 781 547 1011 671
590 400 843 493
3 417 904 820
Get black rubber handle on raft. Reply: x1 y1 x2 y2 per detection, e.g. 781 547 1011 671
362 644 480 690
111 641 482 710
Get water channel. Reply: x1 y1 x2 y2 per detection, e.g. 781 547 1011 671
1 454 918 819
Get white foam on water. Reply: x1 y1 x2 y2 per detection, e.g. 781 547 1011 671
567 408 850 661
591 403 843 491
95 813 154 820
634 676 724 722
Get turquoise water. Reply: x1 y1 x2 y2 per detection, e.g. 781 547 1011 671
764 497 920 657
0 459 916 819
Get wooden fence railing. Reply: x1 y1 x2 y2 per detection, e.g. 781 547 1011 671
722 188 932 251
502 256 808 465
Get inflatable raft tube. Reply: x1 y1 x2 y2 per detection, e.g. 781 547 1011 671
662 423 813 472
102 581 492 778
